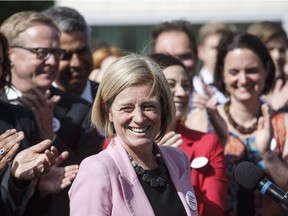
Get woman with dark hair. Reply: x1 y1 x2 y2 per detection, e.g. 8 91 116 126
210 32 288 215
151 53 227 216
0 32 11 91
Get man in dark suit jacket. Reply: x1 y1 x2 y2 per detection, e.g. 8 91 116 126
49 87 100 165
0 101 60 216
0 31 72 216
42 6 99 104
1 11 102 216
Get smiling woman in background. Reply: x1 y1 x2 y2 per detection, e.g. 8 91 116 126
209 32 288 216
150 53 227 216
69 54 198 216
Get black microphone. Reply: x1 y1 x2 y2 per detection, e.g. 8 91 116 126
235 161 288 213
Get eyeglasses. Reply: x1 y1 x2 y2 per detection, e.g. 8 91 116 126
12 46 66 61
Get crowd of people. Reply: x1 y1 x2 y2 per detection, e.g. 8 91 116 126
0 5 287 216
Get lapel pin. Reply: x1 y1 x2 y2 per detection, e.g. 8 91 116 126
52 117 61 132
186 191 197 211
191 156 208 169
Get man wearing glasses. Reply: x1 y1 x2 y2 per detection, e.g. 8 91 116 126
0 11 101 216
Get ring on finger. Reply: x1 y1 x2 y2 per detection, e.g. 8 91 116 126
0 148 5 155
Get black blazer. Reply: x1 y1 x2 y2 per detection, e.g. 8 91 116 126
1 87 102 165
25 87 102 216
1 87 102 216
0 100 40 148
0 100 41 216
89 80 99 102
50 87 102 166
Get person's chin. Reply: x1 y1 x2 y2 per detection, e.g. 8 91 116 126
235 94 255 101
175 112 183 121
38 81 52 89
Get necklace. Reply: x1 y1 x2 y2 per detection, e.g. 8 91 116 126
128 146 168 188
224 102 261 135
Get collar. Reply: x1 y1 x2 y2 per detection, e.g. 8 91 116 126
199 66 214 84
53 81 93 103
80 81 93 103
5 85 22 105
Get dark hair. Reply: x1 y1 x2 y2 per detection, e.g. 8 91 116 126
151 20 198 61
42 6 90 39
149 53 187 71
0 32 11 91
214 32 275 95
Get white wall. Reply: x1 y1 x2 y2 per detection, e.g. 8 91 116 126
56 0 288 26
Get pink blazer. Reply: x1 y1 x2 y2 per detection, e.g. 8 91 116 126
69 136 198 216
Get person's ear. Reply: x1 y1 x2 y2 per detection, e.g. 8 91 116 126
108 112 113 122
105 104 113 122
8 47 15 67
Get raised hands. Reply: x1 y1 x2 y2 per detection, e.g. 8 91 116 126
191 76 213 110
18 89 60 140
185 94 210 132
11 140 57 181
255 103 273 154
157 131 183 147
185 76 215 132
206 96 229 145
38 150 79 197
0 129 24 175
191 93 211 110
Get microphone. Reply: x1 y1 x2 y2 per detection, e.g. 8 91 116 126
235 161 288 213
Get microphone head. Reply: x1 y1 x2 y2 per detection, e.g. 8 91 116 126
235 161 265 191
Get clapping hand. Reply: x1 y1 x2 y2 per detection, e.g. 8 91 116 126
192 75 214 110
18 89 60 140
185 77 214 132
11 140 57 180
0 129 24 175
38 150 79 197
157 131 183 147
206 96 229 145
191 93 210 110
255 103 273 154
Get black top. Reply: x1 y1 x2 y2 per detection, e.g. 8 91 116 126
138 167 187 216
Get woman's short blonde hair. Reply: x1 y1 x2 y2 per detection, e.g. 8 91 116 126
91 53 175 141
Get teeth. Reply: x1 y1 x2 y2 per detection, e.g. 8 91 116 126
129 127 149 133
237 86 252 91
174 102 184 107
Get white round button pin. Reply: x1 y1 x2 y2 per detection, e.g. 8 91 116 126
186 191 197 211
270 138 277 151
52 117 61 132
191 156 208 169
